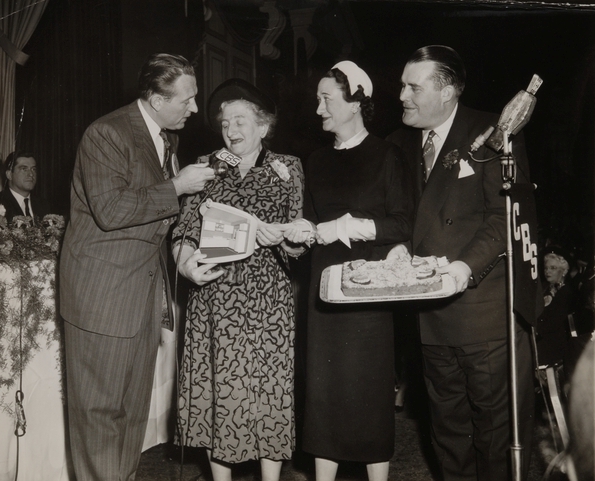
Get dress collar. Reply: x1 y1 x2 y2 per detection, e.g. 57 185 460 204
334 128 369 150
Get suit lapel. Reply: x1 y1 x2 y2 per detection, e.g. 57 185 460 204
6 189 25 216
413 108 472 249
128 102 164 181
408 131 425 204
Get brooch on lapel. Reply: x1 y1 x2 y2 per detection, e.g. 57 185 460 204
261 158 290 184
269 159 290 181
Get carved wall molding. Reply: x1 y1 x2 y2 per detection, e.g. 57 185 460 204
289 7 317 75
259 0 286 60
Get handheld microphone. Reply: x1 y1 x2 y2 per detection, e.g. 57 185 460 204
484 74 543 152
207 148 242 178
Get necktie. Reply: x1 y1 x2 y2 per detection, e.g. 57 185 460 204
24 198 31 216
422 130 436 182
159 131 173 180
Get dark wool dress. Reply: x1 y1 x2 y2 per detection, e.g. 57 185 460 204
302 134 414 462
172 149 303 463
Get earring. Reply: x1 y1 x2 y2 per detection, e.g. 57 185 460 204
351 107 359 114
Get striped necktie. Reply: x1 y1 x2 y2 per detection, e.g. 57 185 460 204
422 130 436 182
159 131 172 180
24 198 31 216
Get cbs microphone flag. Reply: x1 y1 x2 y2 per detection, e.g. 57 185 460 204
510 183 543 325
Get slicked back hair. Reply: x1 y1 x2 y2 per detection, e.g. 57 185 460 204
138 53 195 101
5 150 35 172
408 45 466 97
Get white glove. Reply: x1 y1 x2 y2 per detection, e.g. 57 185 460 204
315 220 339 245
344 214 376 243
316 214 376 248
282 218 317 246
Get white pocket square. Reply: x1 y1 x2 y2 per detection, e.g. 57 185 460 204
458 159 475 179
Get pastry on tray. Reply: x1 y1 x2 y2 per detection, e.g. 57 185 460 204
340 255 448 297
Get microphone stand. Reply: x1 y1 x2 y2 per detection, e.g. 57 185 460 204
500 134 523 481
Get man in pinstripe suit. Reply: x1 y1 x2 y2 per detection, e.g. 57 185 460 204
59 53 216 481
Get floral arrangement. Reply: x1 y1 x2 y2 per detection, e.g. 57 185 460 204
0 205 65 267
260 156 291 184
0 206 66 418
442 149 462 170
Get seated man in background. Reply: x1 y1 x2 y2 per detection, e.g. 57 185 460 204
1 150 51 222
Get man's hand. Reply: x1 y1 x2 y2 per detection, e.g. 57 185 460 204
178 248 225 286
436 260 472 294
172 164 216 196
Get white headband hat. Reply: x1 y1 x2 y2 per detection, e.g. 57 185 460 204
332 60 373 97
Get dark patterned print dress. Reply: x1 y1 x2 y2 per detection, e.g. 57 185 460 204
172 149 303 463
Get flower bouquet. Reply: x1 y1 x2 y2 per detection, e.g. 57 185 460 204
0 205 66 418
0 204 65 267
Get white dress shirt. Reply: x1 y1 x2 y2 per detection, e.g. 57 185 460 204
138 99 166 166
422 103 458 173
10 188 33 217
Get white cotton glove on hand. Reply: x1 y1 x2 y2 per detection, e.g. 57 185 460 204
345 215 376 243
315 220 339 245
316 214 376 247
283 218 317 246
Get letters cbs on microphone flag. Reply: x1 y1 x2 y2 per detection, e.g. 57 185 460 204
510 183 543 325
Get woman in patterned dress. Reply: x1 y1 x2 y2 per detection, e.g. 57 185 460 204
298 62 414 481
172 79 308 481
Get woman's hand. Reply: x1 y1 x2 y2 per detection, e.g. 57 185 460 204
283 219 317 245
174 245 225 286
315 220 338 245
256 223 284 247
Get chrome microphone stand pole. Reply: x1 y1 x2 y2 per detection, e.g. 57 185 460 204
501 133 523 481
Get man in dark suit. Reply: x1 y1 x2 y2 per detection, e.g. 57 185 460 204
60 53 217 481
1 151 51 222
386 46 535 480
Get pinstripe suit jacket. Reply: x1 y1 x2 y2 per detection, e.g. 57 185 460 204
59 101 180 338
387 104 531 346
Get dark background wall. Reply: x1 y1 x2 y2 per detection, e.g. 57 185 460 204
12 0 595 262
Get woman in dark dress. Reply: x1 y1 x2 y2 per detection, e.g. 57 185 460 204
535 249 577 380
300 61 414 481
172 79 308 481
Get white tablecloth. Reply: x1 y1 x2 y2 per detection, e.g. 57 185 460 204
0 261 177 481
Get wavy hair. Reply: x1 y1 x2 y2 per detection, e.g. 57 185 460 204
324 67 375 123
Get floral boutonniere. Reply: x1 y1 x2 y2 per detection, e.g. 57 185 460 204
264 159 291 182
442 149 461 170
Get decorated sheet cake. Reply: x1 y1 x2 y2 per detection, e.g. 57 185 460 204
341 255 448 297
320 255 456 303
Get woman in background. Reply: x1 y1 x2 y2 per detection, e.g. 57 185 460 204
535 248 577 382
299 61 414 481
172 78 308 481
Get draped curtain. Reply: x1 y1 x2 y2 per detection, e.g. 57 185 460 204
0 0 49 164
14 0 122 214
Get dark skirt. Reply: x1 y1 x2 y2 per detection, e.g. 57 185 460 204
302 244 395 463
